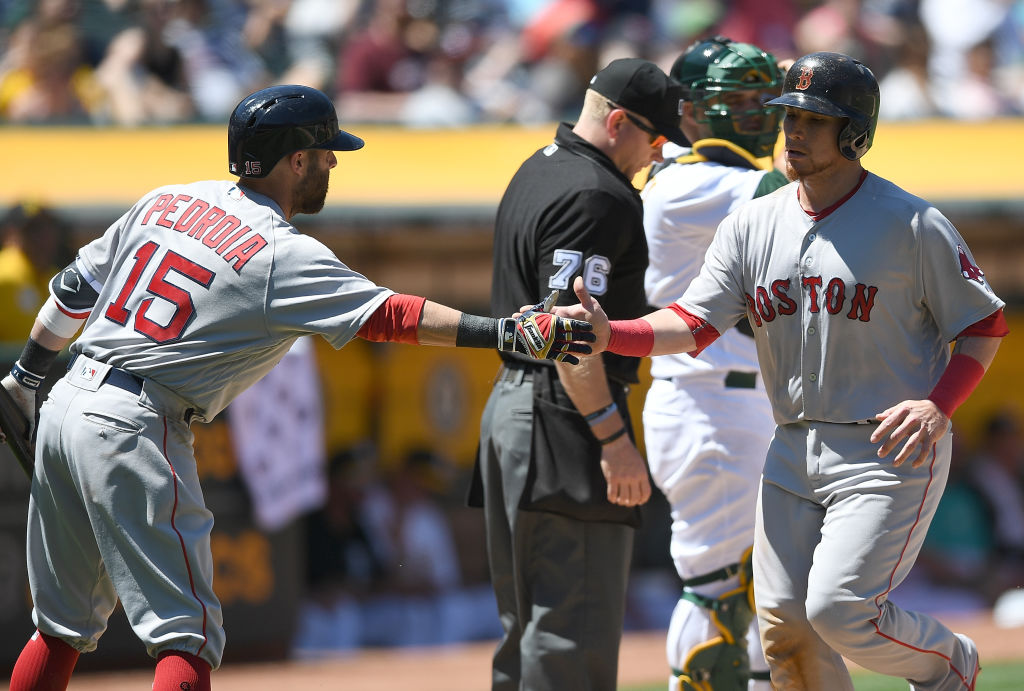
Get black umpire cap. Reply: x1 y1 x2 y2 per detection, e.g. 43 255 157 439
589 58 687 146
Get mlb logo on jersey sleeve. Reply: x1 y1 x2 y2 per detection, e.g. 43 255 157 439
957 244 985 283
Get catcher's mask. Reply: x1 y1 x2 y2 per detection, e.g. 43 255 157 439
767 51 879 160
671 35 784 159
228 85 363 179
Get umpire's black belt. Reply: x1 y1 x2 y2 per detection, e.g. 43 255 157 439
495 360 632 395
656 370 757 389
495 360 543 386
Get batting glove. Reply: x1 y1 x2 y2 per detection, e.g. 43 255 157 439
1 367 39 477
498 291 595 365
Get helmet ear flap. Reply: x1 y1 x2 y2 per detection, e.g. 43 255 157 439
838 115 872 160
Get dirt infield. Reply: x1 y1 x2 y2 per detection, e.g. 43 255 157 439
31 611 1022 690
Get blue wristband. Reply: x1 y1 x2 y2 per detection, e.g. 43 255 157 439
584 401 618 426
11 361 45 390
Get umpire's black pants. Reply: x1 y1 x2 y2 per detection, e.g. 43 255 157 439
478 372 633 691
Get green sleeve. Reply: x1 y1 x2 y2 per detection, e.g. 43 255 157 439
754 169 789 198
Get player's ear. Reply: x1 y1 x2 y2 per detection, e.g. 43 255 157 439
277 150 305 177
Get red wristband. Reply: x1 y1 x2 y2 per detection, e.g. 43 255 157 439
927 353 986 418
607 319 654 357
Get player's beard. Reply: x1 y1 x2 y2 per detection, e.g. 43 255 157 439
292 159 330 215
784 154 835 182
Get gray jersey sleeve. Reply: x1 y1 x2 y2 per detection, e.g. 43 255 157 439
676 211 751 334
917 205 1004 340
75 205 139 290
267 232 393 348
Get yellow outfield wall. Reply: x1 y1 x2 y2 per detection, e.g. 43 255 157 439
1 118 1023 208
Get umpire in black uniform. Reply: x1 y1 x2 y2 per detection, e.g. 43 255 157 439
472 58 688 690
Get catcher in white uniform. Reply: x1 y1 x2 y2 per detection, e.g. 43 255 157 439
641 36 787 691
559 52 1006 690
0 85 592 691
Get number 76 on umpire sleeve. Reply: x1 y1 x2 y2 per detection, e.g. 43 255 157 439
549 249 610 295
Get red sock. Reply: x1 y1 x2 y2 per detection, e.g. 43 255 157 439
10 630 80 691
153 650 211 691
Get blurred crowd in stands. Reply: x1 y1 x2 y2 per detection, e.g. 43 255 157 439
1 0 1022 127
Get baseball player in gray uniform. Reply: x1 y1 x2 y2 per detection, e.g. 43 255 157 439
0 84 592 691
556 53 1007 690
641 36 787 691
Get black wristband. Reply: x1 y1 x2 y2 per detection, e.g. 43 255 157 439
597 427 628 446
455 313 499 349
15 339 59 383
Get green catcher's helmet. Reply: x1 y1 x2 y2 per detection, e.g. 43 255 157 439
670 35 783 158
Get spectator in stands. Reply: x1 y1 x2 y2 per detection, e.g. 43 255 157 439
964 409 1024 600
879 22 939 120
400 53 480 127
162 0 268 121
295 444 388 654
714 0 799 59
918 409 1024 605
94 0 195 126
334 0 423 122
916 429 994 598
0 17 100 122
262 0 361 93
305 444 389 600
359 448 463 646
919 0 1018 118
941 36 1019 119
0 202 70 343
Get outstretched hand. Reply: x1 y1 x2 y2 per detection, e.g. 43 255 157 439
870 399 949 468
500 289 595 365
544 277 610 355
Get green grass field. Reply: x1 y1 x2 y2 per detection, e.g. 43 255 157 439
621 660 1024 691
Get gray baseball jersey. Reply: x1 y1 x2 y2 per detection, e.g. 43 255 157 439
70 181 392 422
28 180 393 669
678 172 1004 424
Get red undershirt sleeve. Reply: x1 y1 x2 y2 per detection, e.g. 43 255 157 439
665 303 721 357
356 293 426 344
956 308 1009 339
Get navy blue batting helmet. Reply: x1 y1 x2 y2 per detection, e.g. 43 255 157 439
228 85 363 178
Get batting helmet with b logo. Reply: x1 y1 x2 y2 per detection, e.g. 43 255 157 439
767 52 879 161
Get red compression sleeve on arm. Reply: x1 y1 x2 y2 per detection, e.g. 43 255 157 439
666 303 721 357
357 294 427 344
928 353 986 418
607 318 654 356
